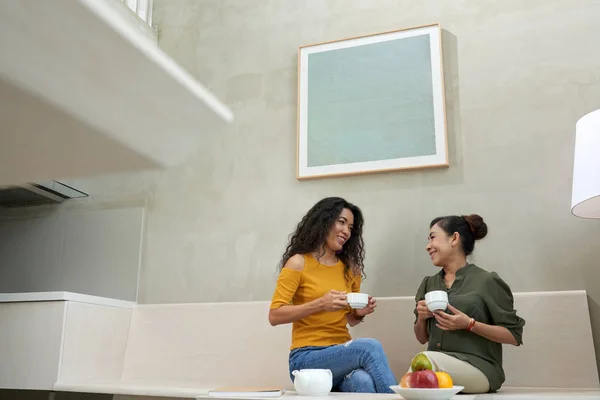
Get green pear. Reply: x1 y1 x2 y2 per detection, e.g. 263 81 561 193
411 353 433 371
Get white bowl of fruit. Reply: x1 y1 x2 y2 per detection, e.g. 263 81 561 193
389 354 464 400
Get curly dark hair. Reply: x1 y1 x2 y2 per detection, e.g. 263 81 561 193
279 197 366 280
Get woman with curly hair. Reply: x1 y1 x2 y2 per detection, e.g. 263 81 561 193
269 197 397 393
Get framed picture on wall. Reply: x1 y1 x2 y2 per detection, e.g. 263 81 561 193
296 23 448 180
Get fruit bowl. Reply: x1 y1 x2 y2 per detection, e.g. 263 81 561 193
389 385 464 400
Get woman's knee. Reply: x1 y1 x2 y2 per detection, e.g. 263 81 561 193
351 338 385 353
347 368 373 383
340 369 375 393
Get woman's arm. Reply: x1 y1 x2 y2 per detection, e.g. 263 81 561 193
345 295 377 327
434 305 519 346
481 273 525 345
269 255 306 326
470 321 518 345
435 274 525 346
270 290 348 325
347 312 362 327
269 255 348 326
413 278 432 344
414 318 429 344
269 298 325 326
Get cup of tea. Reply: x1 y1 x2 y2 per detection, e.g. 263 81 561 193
425 290 448 312
346 292 369 309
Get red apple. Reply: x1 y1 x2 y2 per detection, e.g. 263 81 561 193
411 370 439 388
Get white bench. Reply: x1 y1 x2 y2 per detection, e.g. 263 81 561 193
1 290 598 398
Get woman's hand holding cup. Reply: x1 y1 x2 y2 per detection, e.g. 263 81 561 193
416 300 434 321
320 290 348 312
355 296 377 317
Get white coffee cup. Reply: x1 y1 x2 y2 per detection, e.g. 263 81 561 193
425 290 448 312
346 292 369 309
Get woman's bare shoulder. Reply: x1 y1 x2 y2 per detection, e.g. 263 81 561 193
283 254 306 271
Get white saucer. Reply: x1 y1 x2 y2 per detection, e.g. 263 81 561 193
389 385 464 400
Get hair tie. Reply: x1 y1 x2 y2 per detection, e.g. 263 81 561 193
462 215 475 234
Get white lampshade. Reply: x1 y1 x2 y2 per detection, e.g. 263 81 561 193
571 109 600 218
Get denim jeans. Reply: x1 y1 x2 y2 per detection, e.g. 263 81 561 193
288 338 397 393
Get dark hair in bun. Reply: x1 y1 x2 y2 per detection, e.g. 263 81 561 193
430 214 488 256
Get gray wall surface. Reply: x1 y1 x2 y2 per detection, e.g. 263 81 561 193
0 208 144 301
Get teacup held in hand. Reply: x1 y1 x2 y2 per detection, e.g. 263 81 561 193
425 290 448 312
346 292 369 309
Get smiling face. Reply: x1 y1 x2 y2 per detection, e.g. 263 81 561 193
325 208 354 252
426 223 460 267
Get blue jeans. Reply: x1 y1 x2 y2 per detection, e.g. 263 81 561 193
289 338 397 393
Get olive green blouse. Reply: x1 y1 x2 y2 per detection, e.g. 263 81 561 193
414 264 525 392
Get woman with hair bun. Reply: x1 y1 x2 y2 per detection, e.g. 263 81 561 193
410 214 525 394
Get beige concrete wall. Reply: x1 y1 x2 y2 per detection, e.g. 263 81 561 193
5 0 597 375
144 3 600 301
144 0 600 367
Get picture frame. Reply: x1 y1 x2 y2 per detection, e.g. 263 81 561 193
297 23 448 180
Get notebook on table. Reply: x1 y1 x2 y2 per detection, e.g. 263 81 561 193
206 387 285 398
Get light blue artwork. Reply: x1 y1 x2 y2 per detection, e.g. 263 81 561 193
297 25 448 179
